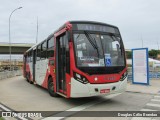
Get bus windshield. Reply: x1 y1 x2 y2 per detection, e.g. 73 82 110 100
73 32 125 67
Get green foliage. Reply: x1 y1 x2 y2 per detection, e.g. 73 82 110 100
149 49 160 58
125 49 160 59
0 117 5 120
126 51 132 59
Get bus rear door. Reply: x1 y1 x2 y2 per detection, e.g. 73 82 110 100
33 49 36 82
23 54 27 77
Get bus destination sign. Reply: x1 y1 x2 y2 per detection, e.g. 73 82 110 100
73 24 119 34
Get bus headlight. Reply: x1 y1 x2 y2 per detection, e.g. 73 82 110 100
73 72 89 84
120 71 128 81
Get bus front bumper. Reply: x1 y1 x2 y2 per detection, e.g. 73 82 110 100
70 77 127 98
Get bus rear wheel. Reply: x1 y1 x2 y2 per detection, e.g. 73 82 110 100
27 72 33 84
48 77 58 97
29 80 33 84
26 73 29 82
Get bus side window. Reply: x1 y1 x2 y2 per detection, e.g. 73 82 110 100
30 50 33 62
28 52 30 63
26 53 28 63
47 37 54 58
36 45 41 61
41 41 47 59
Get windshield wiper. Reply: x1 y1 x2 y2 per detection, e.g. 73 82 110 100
84 31 100 57
84 31 98 50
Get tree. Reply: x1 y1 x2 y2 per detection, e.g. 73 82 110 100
125 49 160 59
126 51 132 59
149 49 160 59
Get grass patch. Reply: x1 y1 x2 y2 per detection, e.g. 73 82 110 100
0 117 5 120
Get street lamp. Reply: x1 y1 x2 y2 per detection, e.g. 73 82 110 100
9 7 22 71
36 17 38 43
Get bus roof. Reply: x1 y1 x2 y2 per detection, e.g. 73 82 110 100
26 20 118 53
69 21 118 28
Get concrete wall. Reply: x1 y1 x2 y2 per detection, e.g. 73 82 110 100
0 70 22 80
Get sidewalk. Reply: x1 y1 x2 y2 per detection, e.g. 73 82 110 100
126 79 160 95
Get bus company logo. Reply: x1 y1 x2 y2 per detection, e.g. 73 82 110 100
2 112 42 118
2 112 12 117
104 76 116 81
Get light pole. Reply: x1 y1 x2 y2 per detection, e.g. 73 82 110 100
9 7 22 71
36 17 38 43
141 34 143 48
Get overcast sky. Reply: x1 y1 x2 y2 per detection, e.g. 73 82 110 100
0 0 160 50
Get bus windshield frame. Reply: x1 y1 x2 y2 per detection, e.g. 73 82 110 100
72 30 126 75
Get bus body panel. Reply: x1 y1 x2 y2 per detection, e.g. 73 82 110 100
72 67 127 84
41 58 56 89
35 59 48 85
66 73 71 98
70 77 127 98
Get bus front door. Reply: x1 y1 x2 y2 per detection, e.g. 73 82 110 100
56 32 68 95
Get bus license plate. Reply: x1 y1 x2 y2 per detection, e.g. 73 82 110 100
100 89 110 94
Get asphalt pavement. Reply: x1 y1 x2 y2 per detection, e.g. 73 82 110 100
0 76 160 120
127 79 160 94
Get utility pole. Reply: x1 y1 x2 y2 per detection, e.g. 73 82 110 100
141 34 143 48
36 17 38 43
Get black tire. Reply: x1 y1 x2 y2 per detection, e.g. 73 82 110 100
27 72 33 84
48 77 58 97
28 73 33 84
29 80 33 84
26 73 29 82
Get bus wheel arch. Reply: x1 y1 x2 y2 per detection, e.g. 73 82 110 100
48 76 58 97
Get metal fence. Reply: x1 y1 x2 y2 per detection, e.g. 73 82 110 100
127 67 160 81
0 59 23 72
0 70 22 80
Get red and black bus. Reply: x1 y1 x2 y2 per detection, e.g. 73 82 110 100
23 21 127 98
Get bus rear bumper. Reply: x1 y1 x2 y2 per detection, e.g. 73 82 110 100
70 77 127 98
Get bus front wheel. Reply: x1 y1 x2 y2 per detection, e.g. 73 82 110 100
48 77 58 97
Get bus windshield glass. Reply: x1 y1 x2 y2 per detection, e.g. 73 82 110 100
73 33 125 67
